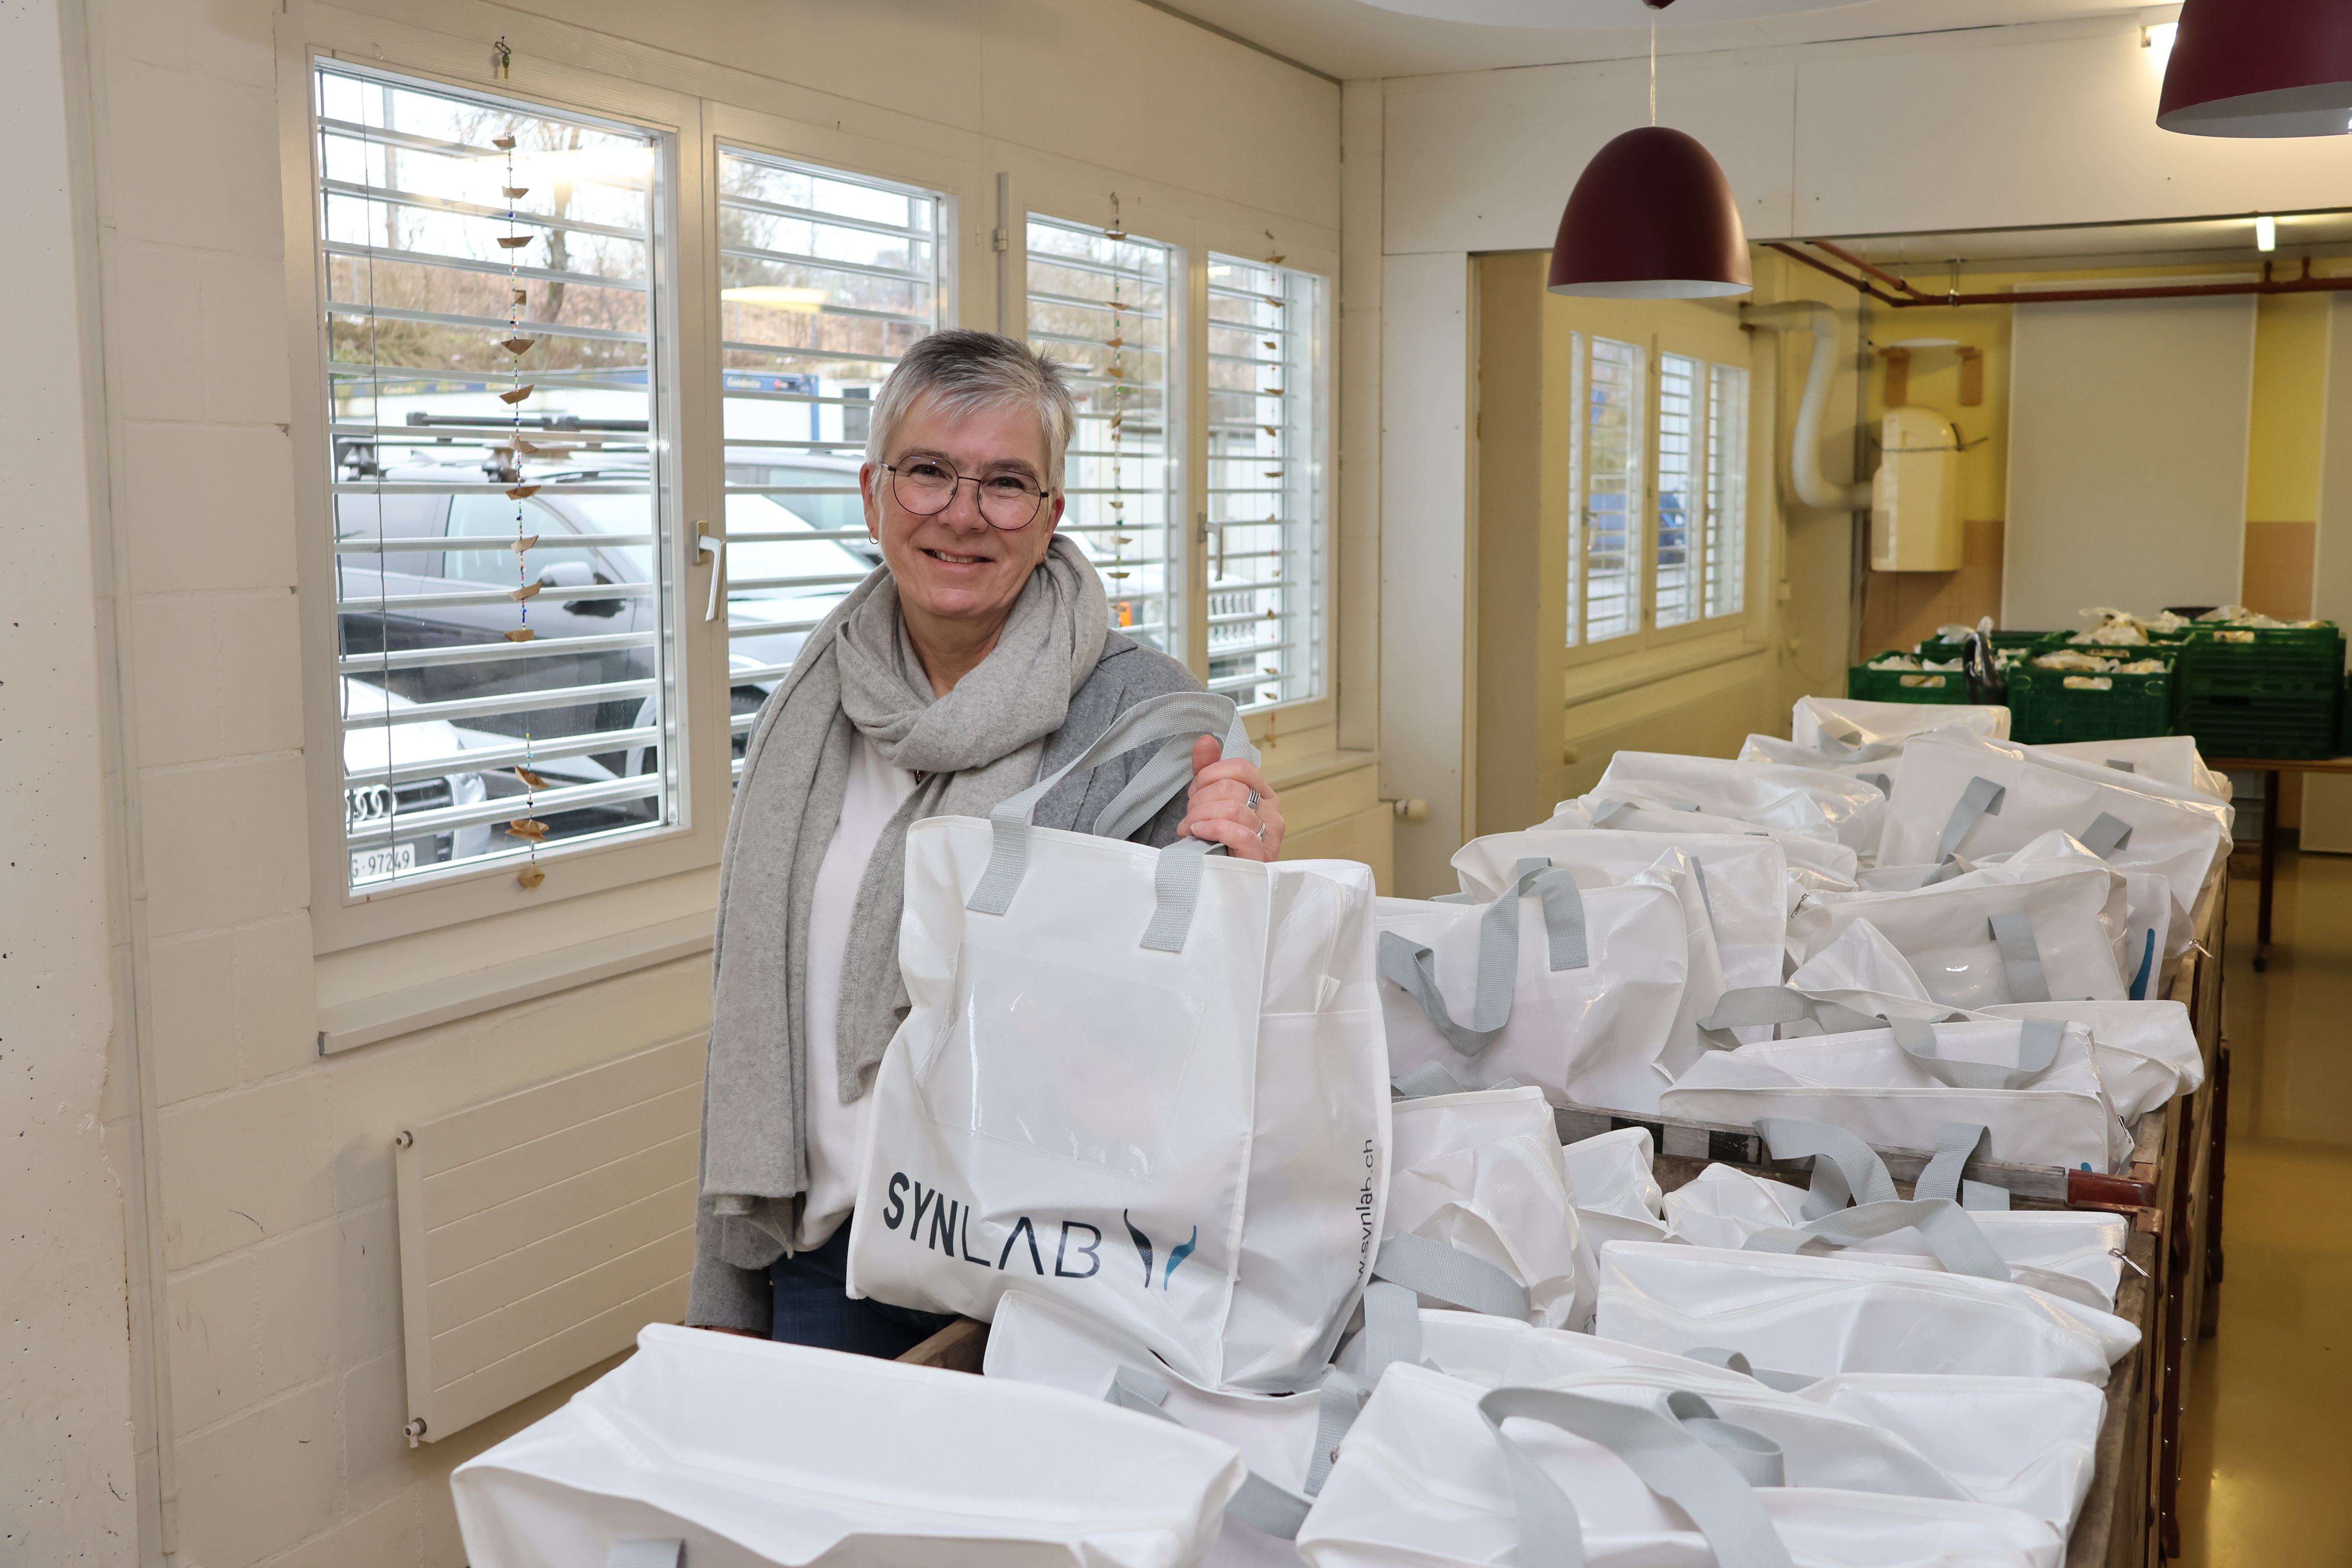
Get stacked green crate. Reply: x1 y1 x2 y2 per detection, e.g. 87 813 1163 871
2174 623 2344 760
1847 651 1972 705
2006 640 2179 744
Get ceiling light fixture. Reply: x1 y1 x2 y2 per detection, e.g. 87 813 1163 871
1546 2 1752 300
2255 215 2278 251
2158 0 2352 137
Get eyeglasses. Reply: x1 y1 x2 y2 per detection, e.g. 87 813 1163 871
882 458 1053 531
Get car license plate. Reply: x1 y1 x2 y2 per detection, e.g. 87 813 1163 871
351 843 417 884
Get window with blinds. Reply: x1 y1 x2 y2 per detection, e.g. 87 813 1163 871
715 149 946 776
1564 331 1749 649
1205 255 1327 709
1026 216 1181 658
316 62 675 895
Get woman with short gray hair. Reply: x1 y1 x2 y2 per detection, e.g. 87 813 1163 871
689 329 1286 1353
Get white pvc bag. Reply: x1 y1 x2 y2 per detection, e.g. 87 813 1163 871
1561 1126 1669 1247
1967 831 2171 1001
1591 752 1888 857
1452 829 1788 992
1661 1164 2130 1312
983 1290 1348 1568
1792 697 2010 751
1594 1241 2141 1384
1295 1362 2066 1568
849 692 1390 1395
451 1325 1246 1568
2033 735 2231 806
1877 728 2232 940
1375 866 1690 1115
1549 797 1863 888
1333 1311 2104 1539
1377 1087 1589 1329
1787 860 2129 1008
1660 1015 2133 1173
1980 999 2203 1122
1736 734 1906 798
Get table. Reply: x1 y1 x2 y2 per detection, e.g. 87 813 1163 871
2202 755 2352 971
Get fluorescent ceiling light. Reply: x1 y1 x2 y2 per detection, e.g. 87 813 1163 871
2255 215 2278 250
2143 21 2178 71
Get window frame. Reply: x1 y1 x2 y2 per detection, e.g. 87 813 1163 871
1546 294 1765 676
289 39 725 955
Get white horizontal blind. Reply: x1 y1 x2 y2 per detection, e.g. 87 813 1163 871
1026 216 1182 656
715 148 946 776
317 62 675 894
1205 255 1327 709
1705 364 1749 618
1572 335 1645 645
1654 352 1699 629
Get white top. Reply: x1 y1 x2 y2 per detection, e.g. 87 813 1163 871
796 730 918 1250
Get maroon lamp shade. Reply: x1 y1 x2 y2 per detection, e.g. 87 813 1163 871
1548 126 1752 299
2158 0 2352 137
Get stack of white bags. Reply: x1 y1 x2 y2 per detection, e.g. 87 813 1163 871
453 690 2225 1568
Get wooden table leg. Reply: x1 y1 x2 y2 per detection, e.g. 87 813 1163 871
2255 769 2280 972
2202 1040 2230 1340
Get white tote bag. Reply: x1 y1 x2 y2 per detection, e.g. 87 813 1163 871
1981 999 2203 1121
1375 867 1689 1114
1451 830 1788 992
1378 1086 1589 1328
1736 734 1907 796
1792 696 2009 751
849 692 1390 1395
1333 1311 2104 1538
1592 751 1888 856
1560 1126 1668 1246
1660 1014 2133 1173
1295 1362 2066 1568
1787 860 2130 1007
1549 797 1863 887
1594 1241 2141 1384
983 1290 1344 1568
2034 735 2230 804
1877 728 2231 934
1661 1163 2130 1311
451 1325 1247 1568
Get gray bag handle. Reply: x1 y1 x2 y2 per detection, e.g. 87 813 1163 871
607 1544 683 1568
1986 907 2052 1002
1857 770 1892 797
1699 987 1886 1040
1934 775 2007 860
1754 1118 1897 1218
1813 721 1901 763
966 690 1254 953
1477 1387 1796 1568
1305 1368 1373 1496
1914 1121 2012 1210
1354 1280 1424 1381
1377 858 1589 1057
1742 1196 2011 1281
2081 811 2135 858
1106 1366 1314 1538
1888 1015 2063 1090
1372 1232 1531 1319
1685 1347 1817 1394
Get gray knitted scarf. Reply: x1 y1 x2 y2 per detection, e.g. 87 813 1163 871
701 535 1107 1242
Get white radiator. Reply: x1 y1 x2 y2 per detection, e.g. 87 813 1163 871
395 1034 702 1443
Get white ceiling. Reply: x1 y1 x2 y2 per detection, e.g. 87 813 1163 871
1155 0 2153 82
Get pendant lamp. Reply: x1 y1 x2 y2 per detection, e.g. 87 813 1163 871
1548 126 1751 298
2158 0 2352 138
1547 3 1751 298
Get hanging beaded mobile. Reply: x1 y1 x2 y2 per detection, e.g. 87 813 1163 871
493 128 549 889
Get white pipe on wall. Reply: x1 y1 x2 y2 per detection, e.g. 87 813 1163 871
1746 301 1873 512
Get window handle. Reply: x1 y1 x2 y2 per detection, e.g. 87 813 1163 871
697 531 725 621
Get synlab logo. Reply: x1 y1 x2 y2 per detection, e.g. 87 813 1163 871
1122 1210 1198 1290
883 1173 1201 1292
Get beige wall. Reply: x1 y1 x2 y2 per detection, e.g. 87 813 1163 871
12 1 1348 1562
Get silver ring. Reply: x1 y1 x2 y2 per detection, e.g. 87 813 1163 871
1245 790 1261 812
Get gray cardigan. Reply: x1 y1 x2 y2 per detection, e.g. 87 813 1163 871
687 631 1204 1330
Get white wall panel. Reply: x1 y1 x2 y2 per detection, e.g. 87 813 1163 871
2003 294 2253 630
1384 55 1795 256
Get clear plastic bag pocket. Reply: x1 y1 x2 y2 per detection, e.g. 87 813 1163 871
918 943 1203 1179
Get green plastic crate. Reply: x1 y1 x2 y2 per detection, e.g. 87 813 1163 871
2174 623 2344 760
1848 653 1971 705
2006 645 2178 744
1915 630 2046 705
